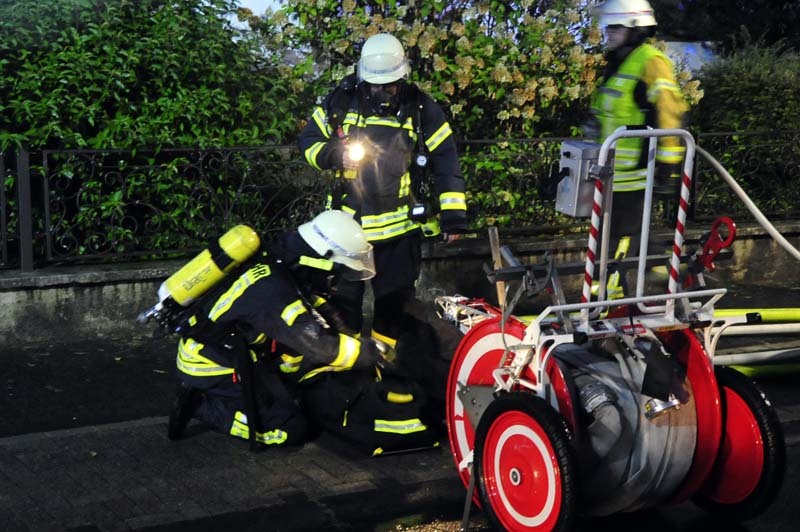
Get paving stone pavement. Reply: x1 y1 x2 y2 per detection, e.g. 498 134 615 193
2 396 799 532
0 417 466 532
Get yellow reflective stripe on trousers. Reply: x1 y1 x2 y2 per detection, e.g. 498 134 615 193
281 299 307 326
176 337 234 377
374 418 427 434
426 121 453 152
209 264 270 322
439 191 466 211
229 411 289 444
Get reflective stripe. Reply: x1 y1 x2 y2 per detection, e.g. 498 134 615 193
386 391 414 404
425 121 452 152
615 236 631 260
279 353 304 373
311 106 332 137
209 264 270 322
361 206 410 228
299 333 361 381
371 328 397 348
333 333 360 368
614 168 648 192
363 219 419 241
360 205 420 241
176 338 234 377
299 255 334 271
591 44 678 188
230 411 289 445
312 295 327 307
374 418 427 434
647 78 682 103
398 173 411 198
439 191 466 211
657 145 686 164
304 141 326 170
281 299 307 326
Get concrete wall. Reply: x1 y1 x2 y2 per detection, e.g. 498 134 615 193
1 222 798 348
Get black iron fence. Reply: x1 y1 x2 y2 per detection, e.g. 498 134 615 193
2 130 799 272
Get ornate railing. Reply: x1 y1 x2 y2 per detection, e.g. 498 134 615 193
2 130 798 271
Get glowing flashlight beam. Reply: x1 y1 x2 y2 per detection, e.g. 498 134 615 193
347 142 365 162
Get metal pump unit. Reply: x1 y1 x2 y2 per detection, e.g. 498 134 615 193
555 140 601 218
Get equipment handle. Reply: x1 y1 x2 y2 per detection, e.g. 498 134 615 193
699 216 736 272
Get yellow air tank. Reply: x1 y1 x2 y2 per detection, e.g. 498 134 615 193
157 225 261 307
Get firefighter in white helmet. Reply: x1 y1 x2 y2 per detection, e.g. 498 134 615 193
586 0 688 298
167 210 385 447
298 33 467 352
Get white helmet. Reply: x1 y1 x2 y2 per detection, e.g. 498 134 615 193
595 0 657 28
357 33 409 85
298 210 376 280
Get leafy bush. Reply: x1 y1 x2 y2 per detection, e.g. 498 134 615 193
692 39 800 219
0 0 300 151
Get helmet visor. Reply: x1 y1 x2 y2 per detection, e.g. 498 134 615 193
358 53 409 84
333 244 376 281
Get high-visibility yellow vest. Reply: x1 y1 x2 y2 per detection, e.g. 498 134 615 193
591 44 677 192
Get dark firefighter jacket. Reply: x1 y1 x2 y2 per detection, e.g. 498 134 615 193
175 233 378 386
298 80 467 242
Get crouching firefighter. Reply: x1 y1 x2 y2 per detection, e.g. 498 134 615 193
145 210 387 450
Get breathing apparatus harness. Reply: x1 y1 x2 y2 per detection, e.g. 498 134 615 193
324 75 434 226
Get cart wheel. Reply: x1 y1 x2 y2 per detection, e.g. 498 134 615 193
446 317 528 503
474 392 578 532
692 366 785 521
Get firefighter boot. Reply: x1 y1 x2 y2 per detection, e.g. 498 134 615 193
168 382 200 440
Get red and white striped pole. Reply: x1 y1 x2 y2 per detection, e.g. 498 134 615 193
666 133 696 318
581 178 605 305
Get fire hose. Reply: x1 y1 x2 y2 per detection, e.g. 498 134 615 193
696 145 800 262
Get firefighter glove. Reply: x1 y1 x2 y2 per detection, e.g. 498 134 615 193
439 209 467 235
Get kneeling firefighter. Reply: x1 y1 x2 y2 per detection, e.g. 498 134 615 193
164 210 387 448
157 210 438 454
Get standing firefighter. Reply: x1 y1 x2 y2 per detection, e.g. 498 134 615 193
165 210 384 448
298 33 467 350
586 0 688 297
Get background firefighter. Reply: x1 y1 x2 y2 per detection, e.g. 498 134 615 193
298 33 468 353
584 0 689 298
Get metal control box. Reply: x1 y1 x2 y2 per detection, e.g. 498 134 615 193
555 140 601 218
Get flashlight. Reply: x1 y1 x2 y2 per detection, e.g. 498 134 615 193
346 141 365 162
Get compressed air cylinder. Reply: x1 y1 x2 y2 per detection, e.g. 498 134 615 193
157 224 260 307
